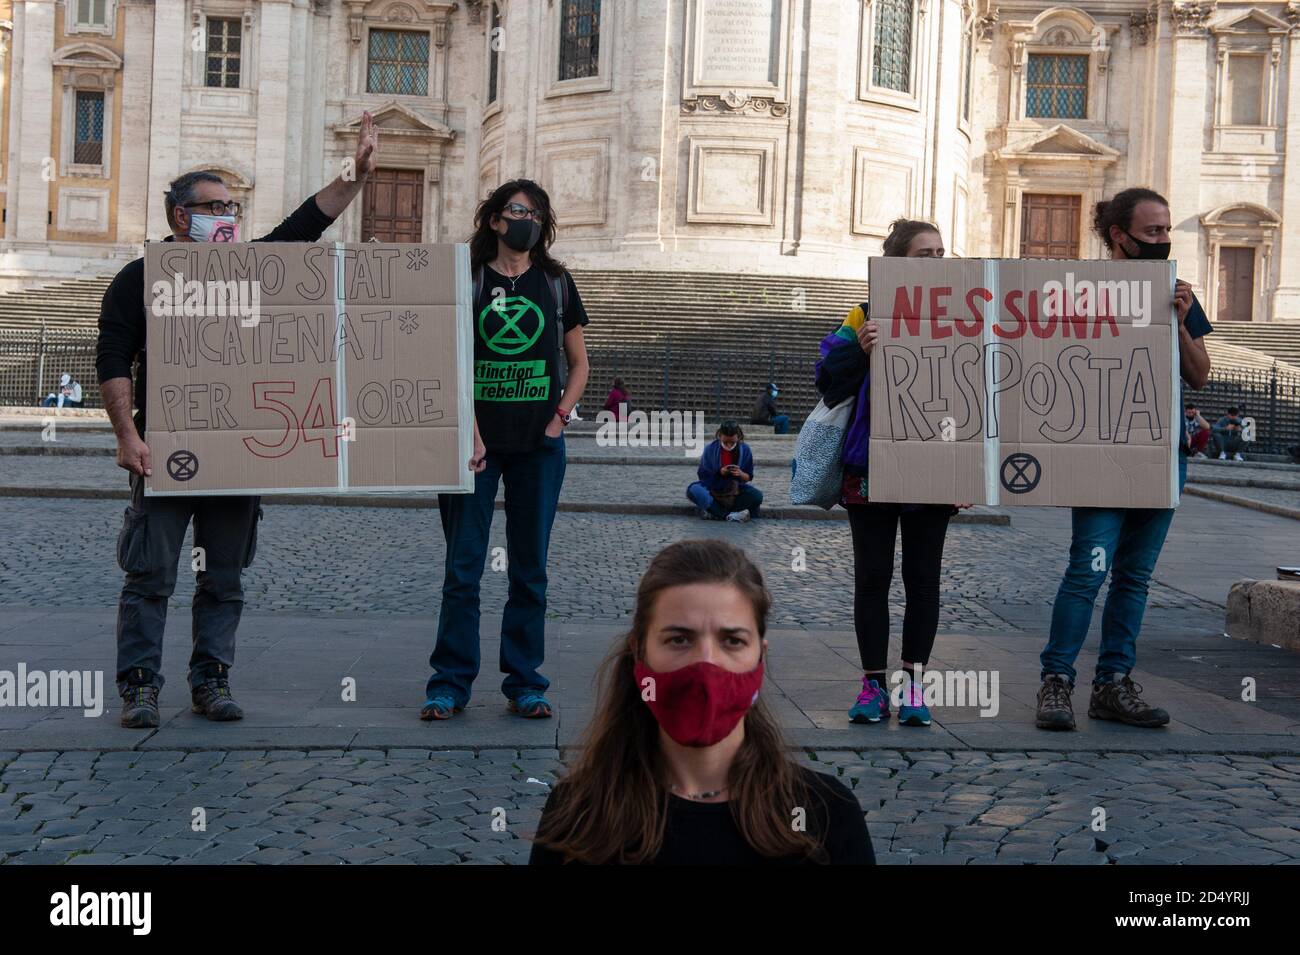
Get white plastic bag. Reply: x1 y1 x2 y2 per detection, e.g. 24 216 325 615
789 397 853 509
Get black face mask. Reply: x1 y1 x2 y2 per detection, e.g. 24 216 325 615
501 217 541 253
1123 231 1171 260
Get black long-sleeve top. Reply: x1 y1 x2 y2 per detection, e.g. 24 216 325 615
95 196 337 426
529 767 875 865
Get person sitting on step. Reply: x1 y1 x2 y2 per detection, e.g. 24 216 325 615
687 422 762 522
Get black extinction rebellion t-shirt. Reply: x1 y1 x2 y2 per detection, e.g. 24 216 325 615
473 264 588 454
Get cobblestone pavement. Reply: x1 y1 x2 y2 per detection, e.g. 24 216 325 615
2 748 1297 865
3 428 1298 867
0 494 1236 631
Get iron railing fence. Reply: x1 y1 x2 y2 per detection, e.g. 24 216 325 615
3 328 1298 456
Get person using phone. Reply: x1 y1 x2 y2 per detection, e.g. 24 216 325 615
686 421 762 522
1212 406 1246 461
41 373 83 409
1184 403 1211 458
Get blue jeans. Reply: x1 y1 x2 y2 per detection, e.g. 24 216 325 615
427 432 566 706
686 481 763 518
1041 453 1188 685
771 414 790 434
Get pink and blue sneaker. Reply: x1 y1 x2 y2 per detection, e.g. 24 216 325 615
849 676 891 724
898 680 932 727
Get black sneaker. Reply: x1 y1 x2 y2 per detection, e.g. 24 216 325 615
120 684 160 729
191 677 244 721
1088 675 1169 728
1035 674 1076 730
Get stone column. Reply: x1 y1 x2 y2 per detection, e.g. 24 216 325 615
13 0 55 243
115 0 155 244
253 0 292 234
282 0 308 209
1163 2 1214 294
617 0 671 253
1271 17 1300 320
0 16 12 240
145 0 185 238
787 0 843 259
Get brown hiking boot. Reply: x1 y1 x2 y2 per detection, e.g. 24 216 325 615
120 684 160 729
1089 675 1169 728
191 676 244 721
1035 674 1075 730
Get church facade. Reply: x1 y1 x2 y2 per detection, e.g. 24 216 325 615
1 0 1297 322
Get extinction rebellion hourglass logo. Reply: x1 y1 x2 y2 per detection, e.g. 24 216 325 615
475 296 550 401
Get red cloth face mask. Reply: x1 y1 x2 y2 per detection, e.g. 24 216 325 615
634 658 764 747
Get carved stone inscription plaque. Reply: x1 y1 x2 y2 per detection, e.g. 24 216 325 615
696 0 779 88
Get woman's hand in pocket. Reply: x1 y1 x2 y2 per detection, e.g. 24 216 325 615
544 418 565 439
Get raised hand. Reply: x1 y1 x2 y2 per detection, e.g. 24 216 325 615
354 111 378 180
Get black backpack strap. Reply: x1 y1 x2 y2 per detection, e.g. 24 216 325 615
549 271 567 324
473 265 484 305
550 270 570 394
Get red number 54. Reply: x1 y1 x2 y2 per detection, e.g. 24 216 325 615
243 378 341 459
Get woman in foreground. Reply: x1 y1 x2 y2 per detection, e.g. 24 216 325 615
530 539 874 865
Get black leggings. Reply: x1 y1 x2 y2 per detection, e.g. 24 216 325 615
846 503 952 673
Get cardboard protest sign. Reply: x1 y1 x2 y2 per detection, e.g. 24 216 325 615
144 242 473 496
867 258 1179 509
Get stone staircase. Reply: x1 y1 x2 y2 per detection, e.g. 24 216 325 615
1 270 1298 420
0 276 112 333
1208 322 1300 371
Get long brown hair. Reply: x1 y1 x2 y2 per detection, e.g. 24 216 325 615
532 539 826 864
1093 187 1168 251
468 178 565 276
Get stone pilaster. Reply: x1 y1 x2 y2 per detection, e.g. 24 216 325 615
1272 17 1300 320
145 0 185 238
13 0 55 243
1163 1 1214 292
115 0 155 244
253 0 292 235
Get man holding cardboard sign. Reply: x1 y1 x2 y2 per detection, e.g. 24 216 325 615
95 114 380 729
1037 188 1210 731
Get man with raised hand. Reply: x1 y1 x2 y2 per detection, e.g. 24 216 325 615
96 114 379 728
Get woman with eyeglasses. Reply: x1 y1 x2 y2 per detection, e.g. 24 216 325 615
421 180 590 722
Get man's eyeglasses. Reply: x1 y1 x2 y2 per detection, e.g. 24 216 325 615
185 200 242 217
501 201 542 222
